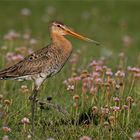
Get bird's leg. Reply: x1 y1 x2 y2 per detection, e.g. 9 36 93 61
29 88 38 137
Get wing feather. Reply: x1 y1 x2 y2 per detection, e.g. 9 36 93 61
0 45 52 79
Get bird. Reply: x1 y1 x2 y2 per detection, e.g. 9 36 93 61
0 21 100 136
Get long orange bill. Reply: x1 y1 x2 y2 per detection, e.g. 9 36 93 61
65 28 100 45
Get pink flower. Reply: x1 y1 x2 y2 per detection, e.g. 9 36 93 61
89 60 98 67
128 66 140 73
112 106 120 112
6 53 24 62
4 30 20 40
101 107 109 115
21 117 30 124
115 70 125 78
132 131 140 140
90 87 97 95
2 135 9 140
79 136 92 140
95 78 103 85
134 73 140 78
82 81 88 94
2 127 11 133
95 66 103 72
28 49 34 54
92 72 100 78
113 97 120 102
69 58 77 64
74 76 81 82
122 105 128 110
106 69 113 76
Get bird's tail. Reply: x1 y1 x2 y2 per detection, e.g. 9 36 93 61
0 66 18 80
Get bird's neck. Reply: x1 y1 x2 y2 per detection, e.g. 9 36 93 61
50 32 72 51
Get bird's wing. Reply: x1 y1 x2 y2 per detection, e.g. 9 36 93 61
0 45 53 79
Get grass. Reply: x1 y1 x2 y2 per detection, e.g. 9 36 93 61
0 0 140 140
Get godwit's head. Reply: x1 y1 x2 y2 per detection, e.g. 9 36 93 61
49 21 100 45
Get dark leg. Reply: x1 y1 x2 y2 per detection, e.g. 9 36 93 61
29 88 38 137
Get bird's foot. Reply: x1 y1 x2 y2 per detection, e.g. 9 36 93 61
29 89 38 101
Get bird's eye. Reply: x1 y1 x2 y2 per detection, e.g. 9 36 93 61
57 24 61 27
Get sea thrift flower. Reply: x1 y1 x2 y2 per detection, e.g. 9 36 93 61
20 85 29 93
112 106 120 112
103 121 110 129
92 72 100 78
132 131 140 140
89 60 98 67
82 82 88 94
95 65 103 73
101 106 109 115
21 8 31 16
4 100 11 106
73 95 80 100
2 127 11 133
90 87 97 95
21 117 30 124
134 73 140 78
126 96 134 103
6 53 24 62
92 106 98 114
4 30 20 40
98 57 105 65
2 135 9 140
95 78 103 85
115 84 120 90
82 77 90 94
28 49 34 54
67 85 74 92
80 70 89 79
16 46 27 54
108 78 116 85
128 66 140 73
113 97 120 103
122 105 129 110
79 136 92 140
63 80 68 85
115 70 125 78
103 65 108 71
69 54 78 64
106 69 113 77
74 76 81 82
